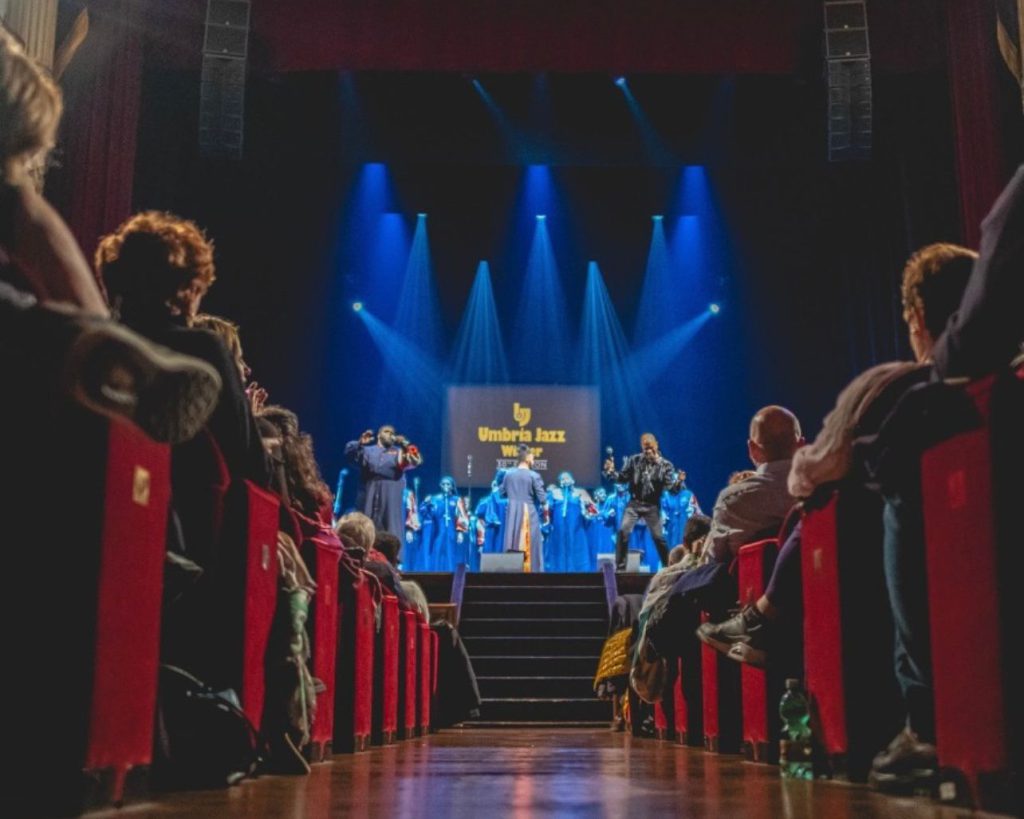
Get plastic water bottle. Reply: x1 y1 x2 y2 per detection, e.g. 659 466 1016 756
779 678 813 780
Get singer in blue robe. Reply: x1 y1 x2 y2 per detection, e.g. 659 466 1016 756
544 473 597 572
661 475 700 550
401 487 423 571
500 448 547 572
586 487 611 568
474 472 508 563
419 476 470 571
345 425 422 537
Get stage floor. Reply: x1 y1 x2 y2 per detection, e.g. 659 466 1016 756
88 729 997 818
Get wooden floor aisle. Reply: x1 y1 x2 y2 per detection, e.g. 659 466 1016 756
91 729 994 818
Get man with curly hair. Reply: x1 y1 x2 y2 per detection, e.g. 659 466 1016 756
96 211 270 558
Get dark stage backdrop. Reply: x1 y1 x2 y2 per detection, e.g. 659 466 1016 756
446 386 600 488
129 66 974 507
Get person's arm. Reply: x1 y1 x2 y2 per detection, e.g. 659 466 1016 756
344 431 373 465
533 473 547 507
11 184 109 316
933 164 1024 378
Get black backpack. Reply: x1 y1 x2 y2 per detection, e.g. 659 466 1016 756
153 665 261 790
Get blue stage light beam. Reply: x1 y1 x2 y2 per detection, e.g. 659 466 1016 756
579 261 652 449
633 214 677 346
393 213 444 362
615 78 674 165
356 307 445 419
512 216 571 381
449 261 509 384
625 310 714 385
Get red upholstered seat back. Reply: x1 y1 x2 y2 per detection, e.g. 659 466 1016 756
353 572 377 744
801 496 846 755
399 609 419 737
300 518 343 753
417 617 432 732
238 481 281 729
921 370 1021 809
737 539 778 761
375 594 400 743
84 421 171 800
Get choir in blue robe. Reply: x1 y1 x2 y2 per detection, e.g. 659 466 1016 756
661 486 700 550
419 482 470 571
474 487 508 564
401 487 423 571
544 482 597 572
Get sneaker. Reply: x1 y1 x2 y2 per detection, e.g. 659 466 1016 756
696 605 769 658
868 727 937 793
64 321 221 444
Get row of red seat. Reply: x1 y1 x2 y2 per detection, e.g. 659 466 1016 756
41 415 438 812
649 368 1021 812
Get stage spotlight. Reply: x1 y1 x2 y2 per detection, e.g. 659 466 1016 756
536 213 546 221
708 302 721 315
417 212 427 219
352 301 364 312
614 76 627 88
652 214 664 221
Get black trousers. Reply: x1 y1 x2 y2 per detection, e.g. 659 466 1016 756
615 503 668 568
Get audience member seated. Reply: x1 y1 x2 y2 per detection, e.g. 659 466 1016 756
96 211 270 511
640 407 802 665
697 244 976 787
373 530 430 620
258 404 333 523
0 31 219 442
700 406 804 564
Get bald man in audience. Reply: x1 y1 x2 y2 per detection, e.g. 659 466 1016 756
701 406 804 564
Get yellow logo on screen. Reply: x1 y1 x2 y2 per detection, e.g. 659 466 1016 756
513 402 531 428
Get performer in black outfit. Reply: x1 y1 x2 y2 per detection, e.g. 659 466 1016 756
603 432 684 571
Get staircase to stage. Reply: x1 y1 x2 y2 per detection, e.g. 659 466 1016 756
458 572 610 725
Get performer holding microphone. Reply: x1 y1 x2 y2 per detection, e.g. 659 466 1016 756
345 424 423 537
603 432 684 571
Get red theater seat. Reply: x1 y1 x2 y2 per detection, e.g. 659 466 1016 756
83 420 172 804
736 539 779 763
922 369 1022 810
801 487 901 781
334 571 377 752
233 482 281 731
701 611 742 754
654 700 672 741
296 513 343 761
373 594 400 745
398 609 419 740
417 616 432 735
4 413 172 815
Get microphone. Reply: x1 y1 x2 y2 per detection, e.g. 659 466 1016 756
467 454 473 478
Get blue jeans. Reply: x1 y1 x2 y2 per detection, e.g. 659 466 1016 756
882 494 934 742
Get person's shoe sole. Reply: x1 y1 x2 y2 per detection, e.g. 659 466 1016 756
696 626 737 658
727 642 767 668
65 324 221 444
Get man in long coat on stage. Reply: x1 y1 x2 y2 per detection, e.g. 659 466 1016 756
500 445 547 572
345 424 423 537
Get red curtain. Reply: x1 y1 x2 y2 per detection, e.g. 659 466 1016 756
56 0 144 259
945 0 1012 247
